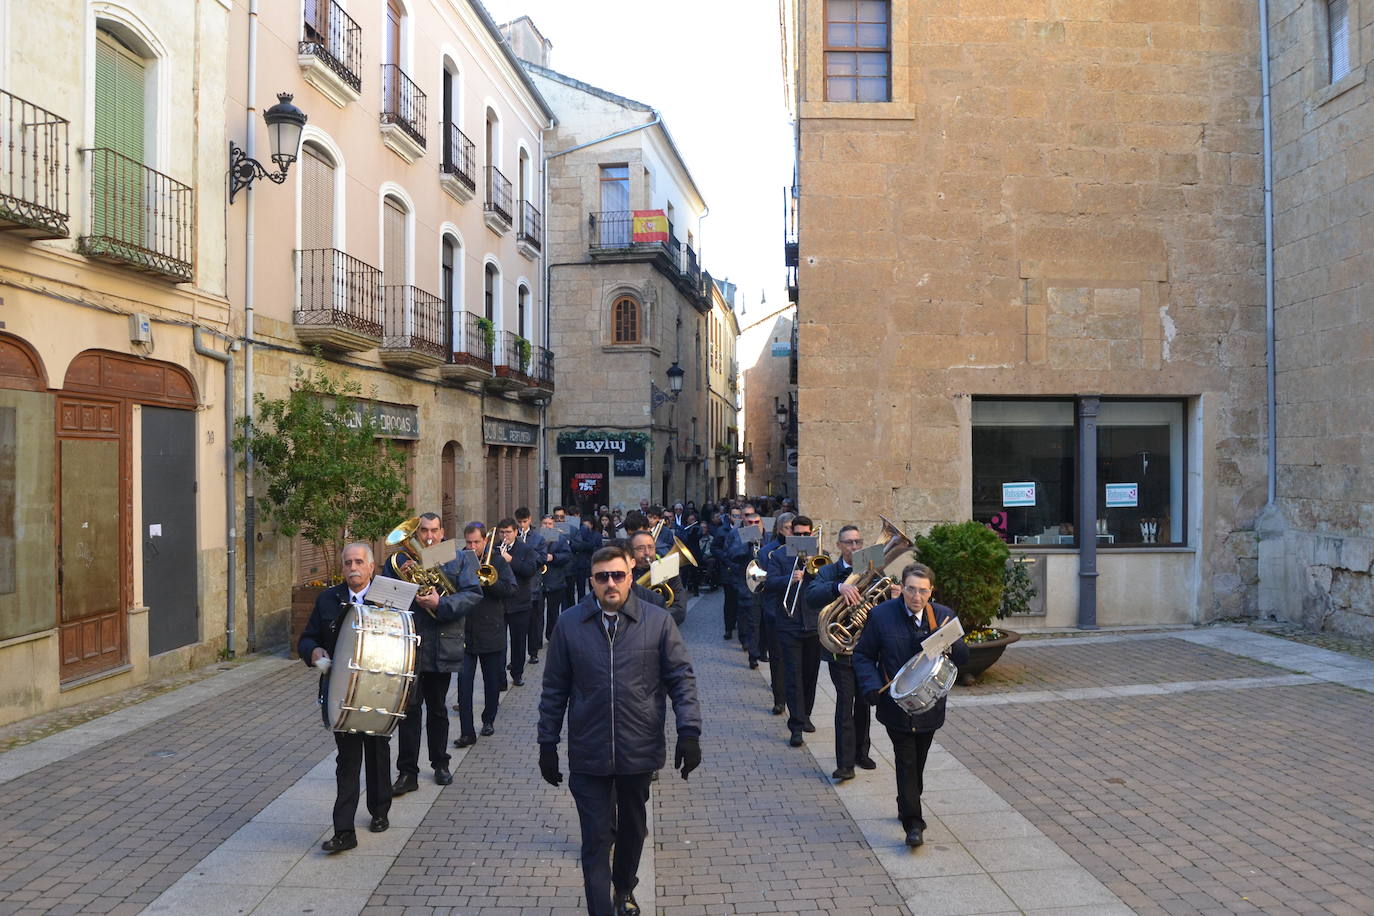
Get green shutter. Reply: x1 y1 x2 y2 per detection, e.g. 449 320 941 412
93 33 146 244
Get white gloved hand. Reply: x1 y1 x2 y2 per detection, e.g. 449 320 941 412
316 656 332 673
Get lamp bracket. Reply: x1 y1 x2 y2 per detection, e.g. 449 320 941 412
229 141 290 204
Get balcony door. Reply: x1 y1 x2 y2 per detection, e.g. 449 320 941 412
299 144 335 316
599 165 629 245
384 0 402 111
92 30 147 248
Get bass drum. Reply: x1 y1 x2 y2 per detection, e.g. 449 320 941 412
888 652 958 716
325 604 418 735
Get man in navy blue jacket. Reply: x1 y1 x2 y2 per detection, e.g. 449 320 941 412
756 514 793 715
495 517 540 687
538 545 702 916
853 562 969 848
764 515 820 747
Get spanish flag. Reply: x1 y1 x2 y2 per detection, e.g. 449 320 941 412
632 209 669 243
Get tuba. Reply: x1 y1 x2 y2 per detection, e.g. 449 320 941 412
816 515 914 656
384 517 458 603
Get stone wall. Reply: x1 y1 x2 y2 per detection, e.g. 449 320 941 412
1260 0 1374 637
796 0 1269 621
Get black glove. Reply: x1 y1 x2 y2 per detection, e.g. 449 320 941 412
674 736 701 780
865 690 882 707
539 743 563 787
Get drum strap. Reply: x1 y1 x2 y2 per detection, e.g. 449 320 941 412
924 603 936 632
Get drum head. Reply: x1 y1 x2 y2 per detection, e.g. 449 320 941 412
892 654 938 699
325 605 362 729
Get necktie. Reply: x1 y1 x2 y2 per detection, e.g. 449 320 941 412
604 614 617 640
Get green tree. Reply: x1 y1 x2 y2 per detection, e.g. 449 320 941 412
233 362 410 581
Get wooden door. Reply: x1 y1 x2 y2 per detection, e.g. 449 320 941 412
57 397 127 681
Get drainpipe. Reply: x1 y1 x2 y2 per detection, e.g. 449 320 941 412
243 0 260 651
194 329 238 656
546 113 661 161
1259 0 1277 507
1077 396 1100 630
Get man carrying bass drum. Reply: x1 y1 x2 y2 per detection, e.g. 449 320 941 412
852 562 968 849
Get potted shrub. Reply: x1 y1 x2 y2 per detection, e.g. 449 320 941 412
233 362 411 645
913 520 1024 684
476 317 496 358
515 335 532 374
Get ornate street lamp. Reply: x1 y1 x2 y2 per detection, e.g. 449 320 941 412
229 93 308 204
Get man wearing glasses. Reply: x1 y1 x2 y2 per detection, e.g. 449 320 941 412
852 562 968 848
723 505 763 646
538 546 702 916
805 525 876 780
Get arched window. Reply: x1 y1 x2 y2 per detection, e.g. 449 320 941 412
299 142 337 250
612 296 640 345
484 262 498 322
517 283 529 340
382 193 408 285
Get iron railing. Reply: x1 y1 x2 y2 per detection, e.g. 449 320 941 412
533 346 555 387
295 248 383 336
441 122 476 190
454 310 494 365
518 200 542 250
485 166 512 223
495 329 532 377
301 0 363 93
589 209 635 248
381 64 426 149
0 89 69 238
78 148 192 281
682 243 701 290
382 285 445 359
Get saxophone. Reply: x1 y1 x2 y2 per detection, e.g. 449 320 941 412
816 515 914 656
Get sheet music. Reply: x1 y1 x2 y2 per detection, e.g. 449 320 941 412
784 535 819 557
853 543 886 572
919 617 965 658
365 576 420 611
651 553 680 585
738 525 763 544
420 539 457 569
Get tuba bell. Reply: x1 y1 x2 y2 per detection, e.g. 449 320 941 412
816 515 914 656
384 516 458 602
745 544 768 593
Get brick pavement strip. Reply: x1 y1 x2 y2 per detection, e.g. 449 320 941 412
0 662 333 915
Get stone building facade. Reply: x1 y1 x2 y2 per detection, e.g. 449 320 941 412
740 302 797 499
707 280 742 502
230 0 555 646
785 0 1270 627
510 41 716 514
0 0 233 725
1259 0 1374 637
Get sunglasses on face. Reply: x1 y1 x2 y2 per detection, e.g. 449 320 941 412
592 570 629 584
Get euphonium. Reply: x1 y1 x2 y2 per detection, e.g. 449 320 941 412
634 536 699 608
477 530 499 587
816 515 914 656
745 544 767 593
384 516 458 599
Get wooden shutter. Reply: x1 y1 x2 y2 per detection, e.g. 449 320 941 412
299 146 334 250
383 198 406 284
295 535 331 586
94 33 146 243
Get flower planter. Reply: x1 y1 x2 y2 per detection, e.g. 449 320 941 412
957 628 1021 685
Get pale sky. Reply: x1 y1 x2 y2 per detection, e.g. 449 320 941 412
481 0 796 319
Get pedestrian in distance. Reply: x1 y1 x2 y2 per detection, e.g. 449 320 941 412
538 545 702 916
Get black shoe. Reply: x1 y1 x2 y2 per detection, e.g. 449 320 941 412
322 831 357 853
857 757 877 770
528 654 539 664
511 677 524 687
434 768 453 786
499 680 509 692
451 702 462 712
832 767 855 782
749 659 759 669
369 815 389 833
649 770 659 782
391 773 418 795
905 825 924 847
771 703 785 715
454 734 476 748
789 732 804 747
758 654 770 662
480 723 495 737
724 631 732 640
614 890 641 916
802 722 816 733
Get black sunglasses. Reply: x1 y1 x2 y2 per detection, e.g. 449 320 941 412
592 570 629 584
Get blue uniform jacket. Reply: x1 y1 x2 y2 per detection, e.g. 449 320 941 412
853 597 969 734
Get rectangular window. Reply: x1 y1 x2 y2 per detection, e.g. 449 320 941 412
1329 0 1352 82
972 398 1186 548
824 0 891 102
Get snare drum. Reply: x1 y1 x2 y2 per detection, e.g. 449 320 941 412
325 603 419 735
888 652 958 716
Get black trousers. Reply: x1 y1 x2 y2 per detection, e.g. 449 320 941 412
761 613 786 708
565 580 578 614
568 771 653 916
456 649 504 738
505 610 530 681
540 590 564 642
722 585 738 636
574 574 588 603
395 671 452 776
887 728 935 829
827 660 871 770
332 731 391 833
738 592 760 655
777 629 820 734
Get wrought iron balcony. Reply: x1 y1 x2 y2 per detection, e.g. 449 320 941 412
0 89 69 239
518 345 555 402
440 122 476 194
78 148 192 282
300 0 362 99
381 64 426 153
487 329 532 392
517 200 542 252
294 247 382 351
589 211 706 308
783 183 799 266
380 285 445 369
484 166 512 229
440 310 494 383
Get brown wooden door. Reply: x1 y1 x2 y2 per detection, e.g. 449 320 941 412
56 396 127 681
